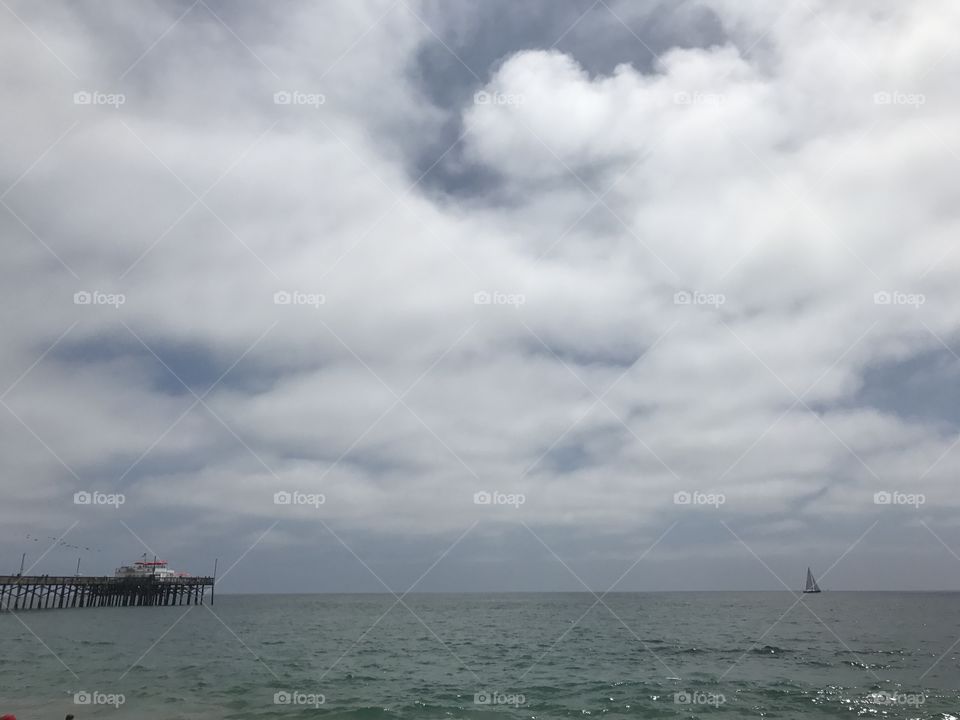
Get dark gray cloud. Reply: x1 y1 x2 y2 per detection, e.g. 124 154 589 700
408 0 726 200
856 347 960 428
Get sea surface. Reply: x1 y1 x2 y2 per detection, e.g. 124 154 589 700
1 592 958 719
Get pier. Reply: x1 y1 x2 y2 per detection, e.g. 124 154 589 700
0 575 215 611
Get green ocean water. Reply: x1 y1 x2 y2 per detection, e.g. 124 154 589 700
1 592 958 719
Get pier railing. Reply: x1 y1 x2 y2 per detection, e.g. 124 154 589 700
0 575 215 611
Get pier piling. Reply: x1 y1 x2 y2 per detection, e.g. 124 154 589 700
0 575 214 612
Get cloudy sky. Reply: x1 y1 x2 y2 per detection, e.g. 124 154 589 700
2 0 959 592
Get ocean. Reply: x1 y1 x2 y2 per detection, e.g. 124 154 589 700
1 592 958 719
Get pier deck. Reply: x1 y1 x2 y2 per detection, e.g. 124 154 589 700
0 575 215 611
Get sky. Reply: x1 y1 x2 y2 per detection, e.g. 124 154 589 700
1 0 959 592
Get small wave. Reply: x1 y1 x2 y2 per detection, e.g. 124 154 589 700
343 674 383 682
844 660 888 670
327 706 401 720
752 645 786 655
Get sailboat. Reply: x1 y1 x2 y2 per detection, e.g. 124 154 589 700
803 567 821 594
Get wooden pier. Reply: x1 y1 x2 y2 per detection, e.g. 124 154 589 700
0 575 215 611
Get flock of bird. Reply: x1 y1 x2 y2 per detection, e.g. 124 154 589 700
24 534 101 553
